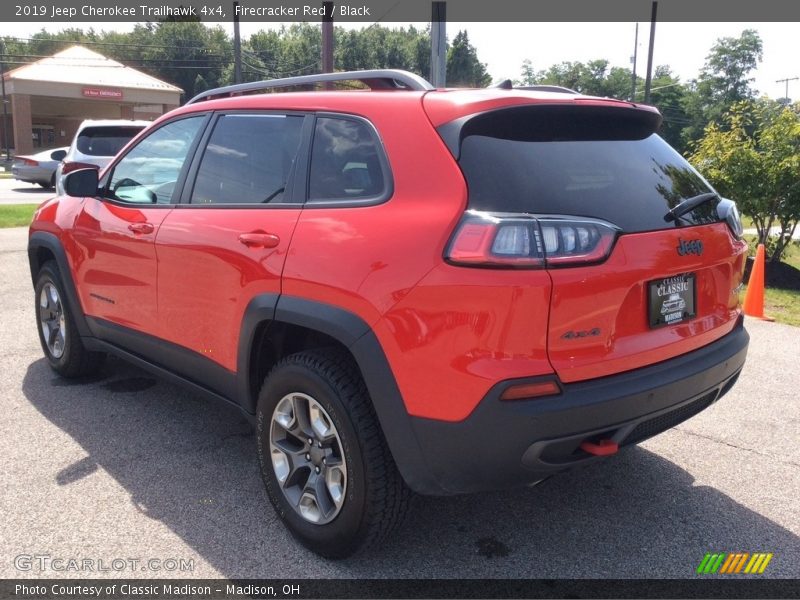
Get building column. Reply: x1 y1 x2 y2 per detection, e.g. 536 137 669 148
120 105 134 119
11 94 33 155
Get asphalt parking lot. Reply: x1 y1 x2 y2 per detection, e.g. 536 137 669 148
0 177 55 205
0 225 798 580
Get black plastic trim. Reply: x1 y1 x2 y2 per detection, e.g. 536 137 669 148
27 231 91 337
437 103 663 161
236 293 280 413
237 294 440 493
86 316 238 402
407 320 749 495
83 336 248 420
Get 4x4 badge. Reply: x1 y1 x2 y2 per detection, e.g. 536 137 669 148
677 239 703 256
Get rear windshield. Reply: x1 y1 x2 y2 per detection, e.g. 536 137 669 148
76 126 144 157
455 107 718 233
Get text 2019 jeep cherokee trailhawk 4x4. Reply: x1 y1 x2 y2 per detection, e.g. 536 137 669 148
28 70 749 558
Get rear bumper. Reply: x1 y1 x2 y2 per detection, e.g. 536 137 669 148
403 318 749 495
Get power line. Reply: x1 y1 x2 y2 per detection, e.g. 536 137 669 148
776 76 798 100
0 60 225 70
1 53 228 64
3 35 224 54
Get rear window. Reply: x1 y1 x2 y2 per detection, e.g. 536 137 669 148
76 126 144 157
454 106 718 233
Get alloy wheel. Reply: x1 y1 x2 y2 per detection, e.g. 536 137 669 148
270 392 347 524
39 282 66 359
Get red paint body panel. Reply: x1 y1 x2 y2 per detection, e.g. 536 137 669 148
547 224 747 382
376 264 553 421
155 207 301 371
69 198 170 334
282 94 467 327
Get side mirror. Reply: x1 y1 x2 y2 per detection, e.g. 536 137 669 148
50 149 67 161
64 168 99 197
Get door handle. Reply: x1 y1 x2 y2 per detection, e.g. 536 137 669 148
238 232 280 249
128 222 154 234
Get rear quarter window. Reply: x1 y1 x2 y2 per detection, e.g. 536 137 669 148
307 116 389 203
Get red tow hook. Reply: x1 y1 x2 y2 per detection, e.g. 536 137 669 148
580 439 619 456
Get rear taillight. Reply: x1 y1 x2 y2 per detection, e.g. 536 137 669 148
446 211 620 268
17 158 38 167
62 161 98 175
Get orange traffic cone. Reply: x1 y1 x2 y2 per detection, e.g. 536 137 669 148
743 243 774 321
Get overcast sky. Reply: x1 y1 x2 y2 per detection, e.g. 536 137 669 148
10 21 800 99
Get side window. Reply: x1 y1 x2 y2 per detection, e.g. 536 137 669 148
107 116 204 205
308 117 387 202
190 114 304 205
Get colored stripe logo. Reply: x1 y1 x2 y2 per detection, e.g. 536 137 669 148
696 552 773 574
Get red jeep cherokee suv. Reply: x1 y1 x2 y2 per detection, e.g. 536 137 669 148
28 70 749 558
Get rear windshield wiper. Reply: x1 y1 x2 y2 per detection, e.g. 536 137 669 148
664 192 719 223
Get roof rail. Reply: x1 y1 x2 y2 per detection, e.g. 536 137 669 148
186 69 434 104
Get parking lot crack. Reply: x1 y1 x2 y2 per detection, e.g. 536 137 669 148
674 426 800 469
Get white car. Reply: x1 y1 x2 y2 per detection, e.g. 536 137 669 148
55 119 149 195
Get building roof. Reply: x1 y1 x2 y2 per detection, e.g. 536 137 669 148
4 45 183 93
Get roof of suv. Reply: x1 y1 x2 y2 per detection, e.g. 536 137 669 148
163 69 660 129
73 119 151 131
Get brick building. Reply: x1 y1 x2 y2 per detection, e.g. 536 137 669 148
1 45 182 155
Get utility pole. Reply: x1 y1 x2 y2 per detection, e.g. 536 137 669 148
233 1 242 83
322 1 334 74
0 45 9 162
430 2 446 87
630 22 639 101
644 1 657 104
776 76 798 102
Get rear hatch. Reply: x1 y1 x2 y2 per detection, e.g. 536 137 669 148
439 100 747 383
74 125 146 166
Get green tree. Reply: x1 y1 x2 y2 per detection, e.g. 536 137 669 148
517 58 536 86
690 101 800 262
647 66 691 152
446 30 490 87
683 29 763 145
534 59 635 99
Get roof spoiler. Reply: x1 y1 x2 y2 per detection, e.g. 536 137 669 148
491 79 579 94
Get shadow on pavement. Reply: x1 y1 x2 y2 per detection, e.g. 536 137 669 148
22 356 799 578
10 186 52 193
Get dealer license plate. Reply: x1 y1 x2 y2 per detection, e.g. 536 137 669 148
648 273 696 328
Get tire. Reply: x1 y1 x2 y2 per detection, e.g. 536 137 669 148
34 261 105 377
256 348 410 558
